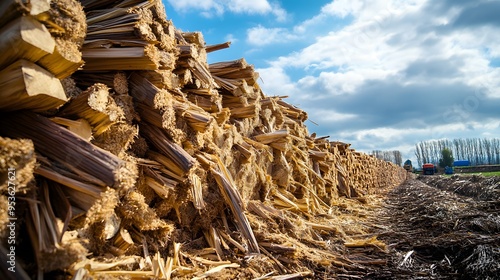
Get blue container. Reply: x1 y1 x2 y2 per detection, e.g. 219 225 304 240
453 160 470 167
445 166 454 174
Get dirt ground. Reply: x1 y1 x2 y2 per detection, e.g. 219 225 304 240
353 174 500 280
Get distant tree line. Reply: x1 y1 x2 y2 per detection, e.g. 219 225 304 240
371 150 403 166
414 138 500 167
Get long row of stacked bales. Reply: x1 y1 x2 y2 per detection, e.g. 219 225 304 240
0 0 406 278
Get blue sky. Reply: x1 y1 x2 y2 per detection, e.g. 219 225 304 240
163 0 500 165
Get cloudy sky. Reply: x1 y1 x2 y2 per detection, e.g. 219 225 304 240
163 0 500 164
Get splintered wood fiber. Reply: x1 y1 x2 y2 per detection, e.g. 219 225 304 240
52 37 82 62
113 94 139 124
129 73 182 141
34 0 86 78
150 187 178 218
113 72 129 95
0 136 35 192
231 158 259 201
152 21 175 50
59 83 125 136
60 77 82 98
117 191 168 231
173 191 219 231
38 237 88 272
42 0 86 45
114 154 138 192
37 46 83 79
272 150 291 187
189 120 214 149
134 7 155 42
161 103 183 142
93 123 138 156
134 168 158 205
81 188 120 253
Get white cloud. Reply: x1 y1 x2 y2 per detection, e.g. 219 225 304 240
224 33 238 44
257 66 298 97
168 0 224 16
246 25 299 46
226 0 271 13
270 3 287 22
274 20 417 72
293 14 325 34
226 0 287 22
263 0 500 99
255 0 500 156
167 0 287 20
297 69 392 96
321 0 364 18
308 110 357 122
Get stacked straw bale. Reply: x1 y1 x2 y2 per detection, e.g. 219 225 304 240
0 0 406 278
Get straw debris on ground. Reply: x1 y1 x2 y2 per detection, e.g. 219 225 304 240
366 174 500 279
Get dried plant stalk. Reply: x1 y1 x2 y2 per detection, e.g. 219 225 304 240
0 59 67 112
37 39 84 79
58 83 124 136
83 45 160 70
0 0 50 27
205 41 231 53
0 112 125 188
0 16 55 69
207 154 260 254
254 130 289 144
140 123 195 175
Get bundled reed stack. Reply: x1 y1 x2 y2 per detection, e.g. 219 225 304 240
0 0 407 278
79 0 176 71
0 0 86 112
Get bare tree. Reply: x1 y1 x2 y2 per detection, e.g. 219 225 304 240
415 138 500 166
371 150 403 165
393 150 402 166
371 150 383 160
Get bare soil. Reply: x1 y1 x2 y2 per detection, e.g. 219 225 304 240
360 174 500 279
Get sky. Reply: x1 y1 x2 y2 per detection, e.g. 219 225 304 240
163 0 500 165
